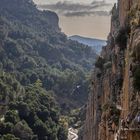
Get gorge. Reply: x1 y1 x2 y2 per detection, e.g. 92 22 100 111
0 0 140 140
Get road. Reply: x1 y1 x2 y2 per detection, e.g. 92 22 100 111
68 128 78 140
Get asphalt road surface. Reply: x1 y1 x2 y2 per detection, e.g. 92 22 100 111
68 128 78 140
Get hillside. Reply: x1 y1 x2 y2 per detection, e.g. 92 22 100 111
0 0 97 109
69 35 106 54
0 0 97 139
83 0 140 140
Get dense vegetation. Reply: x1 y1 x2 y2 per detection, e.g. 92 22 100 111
0 0 97 139
0 73 67 140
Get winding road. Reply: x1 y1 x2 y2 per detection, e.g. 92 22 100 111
68 128 78 140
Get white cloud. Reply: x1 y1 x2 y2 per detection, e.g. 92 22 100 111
33 0 117 5
37 0 115 17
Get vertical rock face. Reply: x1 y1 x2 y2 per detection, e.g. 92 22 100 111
83 0 140 140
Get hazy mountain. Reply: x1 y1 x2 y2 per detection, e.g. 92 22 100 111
69 35 106 54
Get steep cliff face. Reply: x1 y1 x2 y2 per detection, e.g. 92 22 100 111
83 0 140 140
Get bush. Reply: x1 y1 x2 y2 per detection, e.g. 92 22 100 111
133 67 140 91
104 61 112 69
115 27 130 50
95 56 105 70
133 43 140 61
1 134 20 140
129 4 140 28
0 122 14 135
5 110 20 124
13 121 33 140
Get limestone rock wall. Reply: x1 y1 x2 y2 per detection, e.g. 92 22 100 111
83 0 140 140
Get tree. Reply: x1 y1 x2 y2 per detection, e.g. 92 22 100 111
5 110 20 124
13 121 33 140
1 134 20 140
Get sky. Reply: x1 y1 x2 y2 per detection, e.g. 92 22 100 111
33 0 117 40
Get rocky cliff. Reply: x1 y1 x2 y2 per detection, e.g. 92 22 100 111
83 0 140 140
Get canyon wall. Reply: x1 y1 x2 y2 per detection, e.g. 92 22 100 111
83 0 140 140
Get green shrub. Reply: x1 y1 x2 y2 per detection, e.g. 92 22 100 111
1 134 19 140
5 110 20 124
133 67 140 91
129 4 140 28
134 43 140 61
0 122 14 135
104 61 112 69
95 56 105 70
115 26 130 50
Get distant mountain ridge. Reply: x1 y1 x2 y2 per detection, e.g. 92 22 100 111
69 35 106 54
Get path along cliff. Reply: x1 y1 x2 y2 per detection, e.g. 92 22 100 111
83 0 140 140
